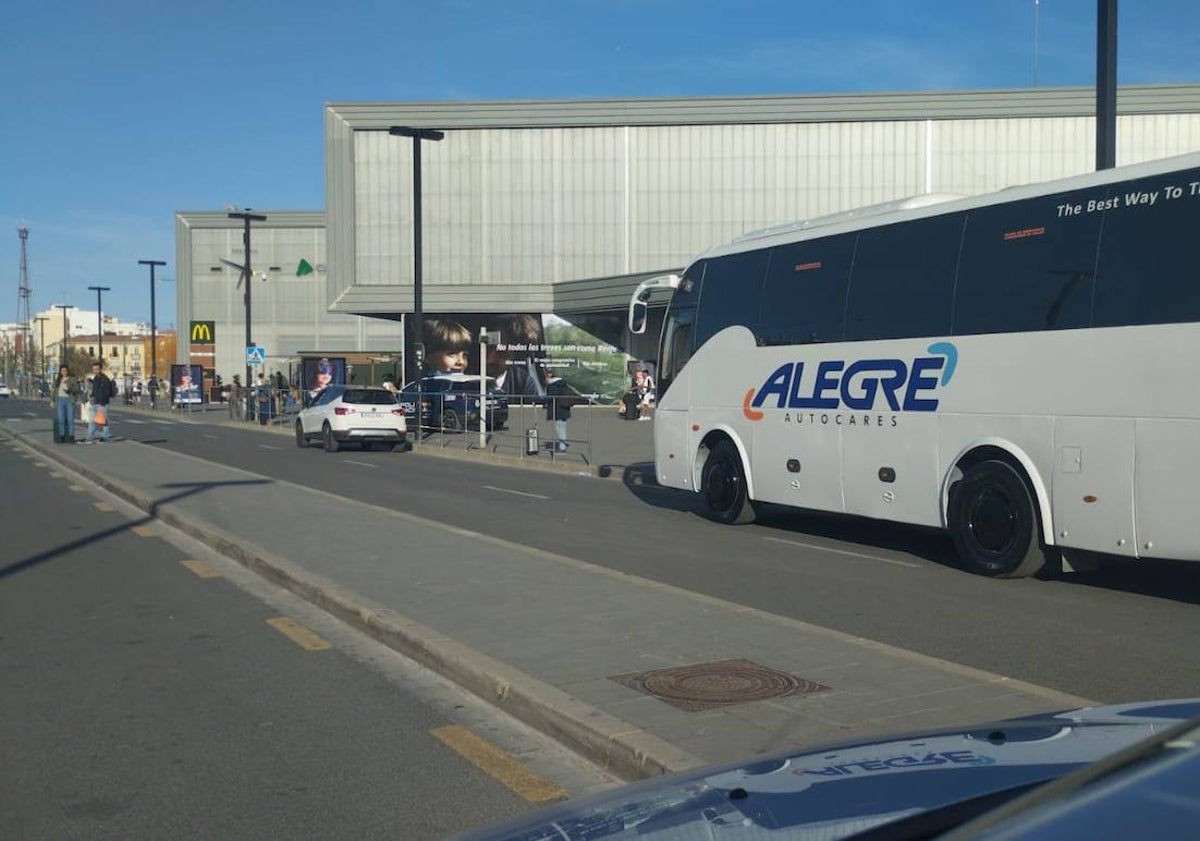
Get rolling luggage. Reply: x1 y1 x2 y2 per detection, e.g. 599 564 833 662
623 392 639 420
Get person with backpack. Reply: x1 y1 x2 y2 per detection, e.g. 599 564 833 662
84 360 116 443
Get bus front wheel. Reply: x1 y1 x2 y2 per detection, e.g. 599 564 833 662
703 440 756 525
949 460 1046 578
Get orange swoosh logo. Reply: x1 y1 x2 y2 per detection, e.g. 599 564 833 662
742 388 764 421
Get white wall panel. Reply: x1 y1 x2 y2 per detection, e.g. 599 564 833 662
340 105 1200 313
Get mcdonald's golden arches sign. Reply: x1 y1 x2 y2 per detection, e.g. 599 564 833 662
189 320 215 344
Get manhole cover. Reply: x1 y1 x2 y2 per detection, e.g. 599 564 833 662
610 659 828 711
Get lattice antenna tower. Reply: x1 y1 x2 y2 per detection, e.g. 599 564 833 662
17 226 32 390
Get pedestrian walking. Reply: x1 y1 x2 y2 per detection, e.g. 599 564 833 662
542 367 578 453
147 375 159 410
50 364 81 443
84 360 115 443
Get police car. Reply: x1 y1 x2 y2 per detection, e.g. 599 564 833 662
397 373 509 432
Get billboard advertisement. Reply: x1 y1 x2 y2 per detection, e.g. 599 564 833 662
171 364 203 404
302 356 346 400
404 313 627 403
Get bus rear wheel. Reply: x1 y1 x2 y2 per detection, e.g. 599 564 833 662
703 440 756 525
949 460 1046 578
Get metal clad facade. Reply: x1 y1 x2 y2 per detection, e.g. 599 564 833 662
176 212 400 379
327 86 1200 318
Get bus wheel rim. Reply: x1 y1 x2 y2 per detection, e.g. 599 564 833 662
967 487 1018 556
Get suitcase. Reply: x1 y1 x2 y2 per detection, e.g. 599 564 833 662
623 393 639 420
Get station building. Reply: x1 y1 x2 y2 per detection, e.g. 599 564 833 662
178 84 1200 382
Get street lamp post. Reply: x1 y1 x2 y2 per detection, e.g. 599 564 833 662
87 285 111 363
228 211 267 409
55 304 71 367
35 316 48 387
389 126 444 382
138 259 167 381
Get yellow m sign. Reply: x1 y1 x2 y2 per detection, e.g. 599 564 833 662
190 321 215 344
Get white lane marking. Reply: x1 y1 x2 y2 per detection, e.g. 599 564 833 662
22 411 37 417
124 419 147 424
483 485 550 500
343 459 378 469
258 444 281 450
203 434 219 439
762 535 922 568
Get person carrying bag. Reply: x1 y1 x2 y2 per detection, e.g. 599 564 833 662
84 360 116 443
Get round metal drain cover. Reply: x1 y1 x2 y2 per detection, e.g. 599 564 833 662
611 659 827 711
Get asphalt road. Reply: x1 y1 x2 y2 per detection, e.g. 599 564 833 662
0 433 617 840
8 401 1200 705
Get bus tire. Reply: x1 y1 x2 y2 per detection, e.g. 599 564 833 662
702 440 756 525
949 459 1046 578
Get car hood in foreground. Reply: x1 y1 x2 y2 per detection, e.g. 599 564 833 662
449 699 1200 841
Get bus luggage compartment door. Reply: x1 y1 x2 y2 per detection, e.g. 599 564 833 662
655 410 694 490
1052 417 1136 557
1134 418 1200 561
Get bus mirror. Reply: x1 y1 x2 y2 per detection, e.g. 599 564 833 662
629 300 648 334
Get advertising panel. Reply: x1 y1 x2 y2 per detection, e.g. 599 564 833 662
302 356 346 400
404 313 627 403
171 364 204 404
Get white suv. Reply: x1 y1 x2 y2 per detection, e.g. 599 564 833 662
295 385 408 452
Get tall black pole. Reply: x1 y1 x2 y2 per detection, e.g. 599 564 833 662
1096 0 1118 170
412 134 423 372
139 259 166 381
389 127 443 382
88 285 110 363
56 304 70 367
35 316 47 384
228 211 267 403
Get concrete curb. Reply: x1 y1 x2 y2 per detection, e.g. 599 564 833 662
3 425 701 782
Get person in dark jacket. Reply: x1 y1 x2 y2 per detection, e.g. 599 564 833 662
85 360 114 442
542 368 577 453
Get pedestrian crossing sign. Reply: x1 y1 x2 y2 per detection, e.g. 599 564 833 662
246 346 266 365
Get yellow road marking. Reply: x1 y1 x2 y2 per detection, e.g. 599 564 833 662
131 525 155 537
180 560 221 579
431 725 568 804
93 502 115 512
67 484 84 492
266 617 332 651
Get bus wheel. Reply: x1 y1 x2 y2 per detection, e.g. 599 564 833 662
703 440 756 525
949 460 1046 578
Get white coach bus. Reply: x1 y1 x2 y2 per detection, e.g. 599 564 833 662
629 151 1200 578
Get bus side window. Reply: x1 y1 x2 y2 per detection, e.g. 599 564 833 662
954 192 1101 336
846 214 964 341
1093 169 1200 328
758 235 855 345
658 310 694 399
694 250 769 348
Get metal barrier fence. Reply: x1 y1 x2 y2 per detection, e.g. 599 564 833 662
408 395 599 466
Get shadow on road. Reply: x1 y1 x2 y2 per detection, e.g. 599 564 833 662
0 478 271 580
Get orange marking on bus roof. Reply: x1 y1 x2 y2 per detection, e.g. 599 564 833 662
794 261 823 271
1003 226 1045 240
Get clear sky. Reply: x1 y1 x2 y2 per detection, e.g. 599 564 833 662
2 0 1197 325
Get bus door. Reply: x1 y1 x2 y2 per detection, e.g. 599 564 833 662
654 303 697 489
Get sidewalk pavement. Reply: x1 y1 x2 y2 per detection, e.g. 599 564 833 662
3 415 1093 782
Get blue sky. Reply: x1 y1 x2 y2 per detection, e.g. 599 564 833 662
2 0 1197 325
